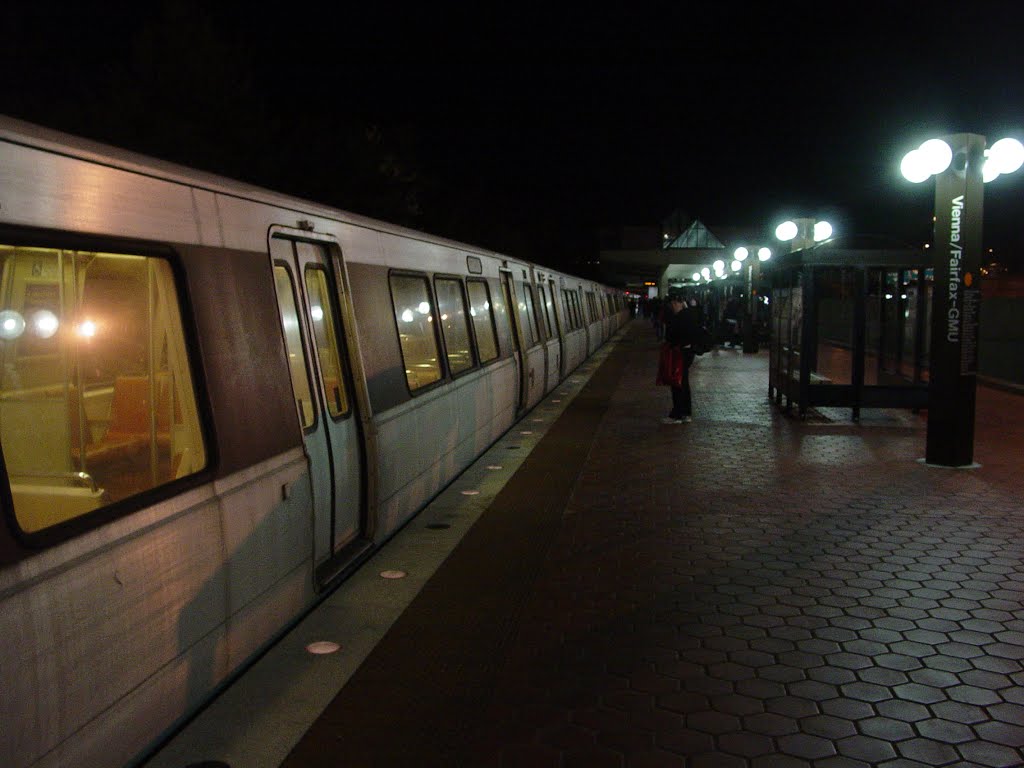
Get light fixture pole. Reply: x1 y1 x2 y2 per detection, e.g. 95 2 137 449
732 246 772 353
901 133 1023 467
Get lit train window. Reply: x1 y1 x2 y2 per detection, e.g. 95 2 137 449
516 282 537 348
390 274 442 391
0 245 207 535
537 285 554 337
273 265 316 429
466 279 498 363
560 290 574 330
571 291 583 328
434 277 474 376
304 267 349 417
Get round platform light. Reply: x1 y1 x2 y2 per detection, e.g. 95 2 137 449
306 640 340 655
813 221 833 241
734 247 749 261
731 260 742 272
758 247 772 261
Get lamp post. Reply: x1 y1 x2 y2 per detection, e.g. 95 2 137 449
775 217 833 252
901 134 1024 468
732 246 773 353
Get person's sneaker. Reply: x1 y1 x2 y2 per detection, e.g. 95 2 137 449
661 416 684 424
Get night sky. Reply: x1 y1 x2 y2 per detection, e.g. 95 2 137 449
4 1 1024 275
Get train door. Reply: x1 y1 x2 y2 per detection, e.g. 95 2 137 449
270 235 365 584
499 270 526 411
548 278 566 378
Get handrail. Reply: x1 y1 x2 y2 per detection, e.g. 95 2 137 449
9 471 99 492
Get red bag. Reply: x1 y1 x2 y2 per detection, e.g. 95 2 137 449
656 343 684 387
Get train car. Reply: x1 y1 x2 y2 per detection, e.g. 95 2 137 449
0 115 628 768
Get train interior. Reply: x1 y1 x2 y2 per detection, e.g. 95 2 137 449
0 246 206 534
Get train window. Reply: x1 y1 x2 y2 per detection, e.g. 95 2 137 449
434 277 474 376
571 292 583 328
560 290 574 330
0 245 207 535
304 266 349 417
516 283 537 347
273 265 316 429
537 285 553 337
523 284 543 343
390 274 442 391
466 279 498 363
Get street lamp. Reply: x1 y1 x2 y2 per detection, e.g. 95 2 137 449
900 134 1023 467
733 245 772 353
775 217 833 252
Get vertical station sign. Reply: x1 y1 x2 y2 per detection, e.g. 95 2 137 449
925 133 985 467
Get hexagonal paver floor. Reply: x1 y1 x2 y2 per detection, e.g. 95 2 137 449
459 325 1024 767
286 322 1024 768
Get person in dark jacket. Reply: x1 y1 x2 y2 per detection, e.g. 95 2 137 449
662 294 697 423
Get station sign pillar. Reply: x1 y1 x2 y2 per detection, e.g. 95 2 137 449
925 133 985 467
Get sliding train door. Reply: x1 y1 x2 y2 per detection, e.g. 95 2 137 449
270 235 365 584
499 270 526 412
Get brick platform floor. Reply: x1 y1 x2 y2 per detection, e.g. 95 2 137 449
288 320 1024 768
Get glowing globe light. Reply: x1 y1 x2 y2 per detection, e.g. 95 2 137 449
813 221 833 242
775 221 798 241
731 260 742 272
919 138 953 175
900 149 931 183
700 267 711 279
734 247 749 261
401 309 414 322
31 310 59 339
692 272 701 281
983 159 1002 183
77 320 97 338
985 137 1024 179
758 247 772 261
712 259 725 273
417 301 430 314
0 310 26 340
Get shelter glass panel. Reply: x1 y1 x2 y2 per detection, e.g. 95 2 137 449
813 267 854 385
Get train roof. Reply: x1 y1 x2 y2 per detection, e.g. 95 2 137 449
0 113 544 270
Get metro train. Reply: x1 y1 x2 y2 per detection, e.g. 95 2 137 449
0 115 628 768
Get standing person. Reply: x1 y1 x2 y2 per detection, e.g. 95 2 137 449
660 294 697 424
649 297 663 339
724 296 740 347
